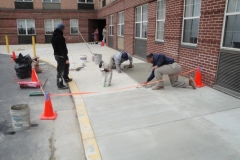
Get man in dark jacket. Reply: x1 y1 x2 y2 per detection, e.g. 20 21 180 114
143 53 196 90
51 23 72 89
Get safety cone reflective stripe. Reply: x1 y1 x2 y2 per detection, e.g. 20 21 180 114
194 67 205 88
40 92 57 120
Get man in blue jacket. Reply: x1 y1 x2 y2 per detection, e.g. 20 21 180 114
51 23 72 90
143 53 196 90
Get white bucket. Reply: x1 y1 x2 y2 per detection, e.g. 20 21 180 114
80 55 87 63
10 104 31 132
94 54 102 65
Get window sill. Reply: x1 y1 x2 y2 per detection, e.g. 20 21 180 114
43 2 60 3
155 40 164 44
220 48 240 54
118 36 124 37
135 37 147 40
180 44 197 49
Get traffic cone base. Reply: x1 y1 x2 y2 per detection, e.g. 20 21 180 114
101 40 104 46
40 112 57 120
40 92 57 120
196 83 205 88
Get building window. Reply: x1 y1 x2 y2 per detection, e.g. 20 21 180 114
70 19 79 35
109 15 114 36
44 19 62 35
43 0 60 2
78 0 94 3
135 4 148 38
118 12 124 37
17 19 35 35
222 0 240 49
156 0 165 41
15 0 33 1
182 0 201 44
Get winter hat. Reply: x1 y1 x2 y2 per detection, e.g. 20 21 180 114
121 52 129 61
56 23 65 30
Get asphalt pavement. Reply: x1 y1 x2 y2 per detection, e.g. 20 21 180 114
0 54 85 160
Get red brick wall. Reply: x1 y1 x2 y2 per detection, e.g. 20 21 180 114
0 10 97 44
0 0 14 9
124 7 135 55
61 0 77 10
179 0 225 86
113 12 118 49
34 0 43 9
147 1 164 55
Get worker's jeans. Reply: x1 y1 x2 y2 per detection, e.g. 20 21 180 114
55 56 65 86
154 62 189 87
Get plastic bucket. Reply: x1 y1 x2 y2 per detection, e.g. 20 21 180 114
80 55 87 63
10 104 31 132
94 54 102 65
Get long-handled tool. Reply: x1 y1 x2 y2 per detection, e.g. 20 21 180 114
29 78 48 96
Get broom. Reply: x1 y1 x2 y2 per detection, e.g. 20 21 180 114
29 78 48 96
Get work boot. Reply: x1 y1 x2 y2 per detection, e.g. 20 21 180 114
189 77 196 89
58 84 69 90
152 86 164 90
64 78 72 83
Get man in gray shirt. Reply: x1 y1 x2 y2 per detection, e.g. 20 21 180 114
108 51 133 73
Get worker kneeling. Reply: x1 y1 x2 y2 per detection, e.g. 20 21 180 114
109 51 133 73
143 53 196 90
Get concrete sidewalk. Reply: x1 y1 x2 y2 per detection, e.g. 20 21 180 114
1 43 240 160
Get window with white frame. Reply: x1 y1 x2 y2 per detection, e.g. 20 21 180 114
135 4 148 38
15 0 33 1
44 19 62 35
70 19 79 35
17 19 35 35
156 0 165 41
182 0 201 44
109 15 114 36
78 0 94 3
118 12 124 36
222 0 240 49
43 0 60 2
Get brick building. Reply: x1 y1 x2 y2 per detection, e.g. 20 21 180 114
0 0 239 97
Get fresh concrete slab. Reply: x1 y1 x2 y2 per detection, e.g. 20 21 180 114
96 118 240 160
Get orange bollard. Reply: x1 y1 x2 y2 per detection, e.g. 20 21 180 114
31 68 39 82
194 67 205 88
11 51 16 62
40 92 57 120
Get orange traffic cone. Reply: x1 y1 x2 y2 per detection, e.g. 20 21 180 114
31 68 39 82
194 67 205 88
40 92 57 120
101 40 104 46
11 51 16 62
